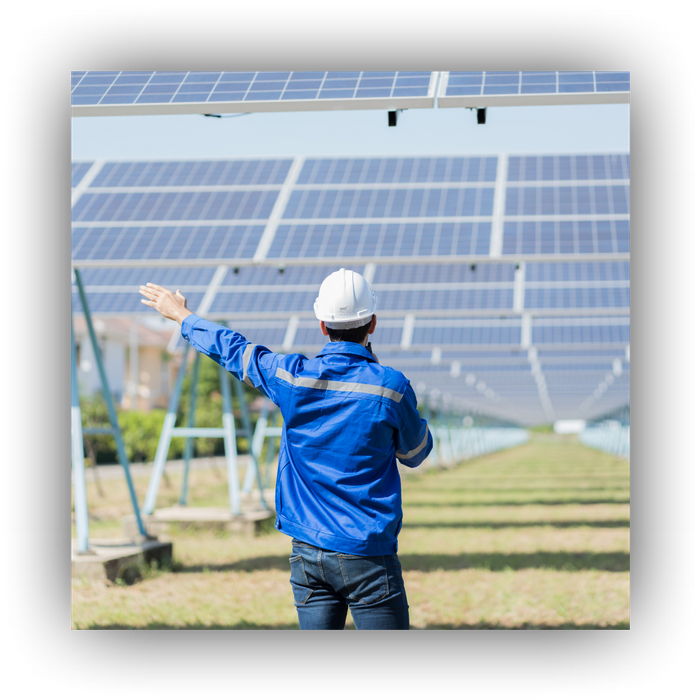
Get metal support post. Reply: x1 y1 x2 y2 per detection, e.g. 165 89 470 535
143 344 190 514
426 407 439 466
179 352 200 506
74 268 148 538
219 367 241 515
71 311 91 553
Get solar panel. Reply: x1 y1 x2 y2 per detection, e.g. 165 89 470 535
297 156 498 185
92 159 292 187
438 72 630 107
72 189 279 223
72 290 206 315
72 224 266 262
502 220 630 255
72 154 629 267
71 71 438 116
268 222 492 259
72 162 93 188
508 154 630 181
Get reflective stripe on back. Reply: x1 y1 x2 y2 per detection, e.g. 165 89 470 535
275 367 404 403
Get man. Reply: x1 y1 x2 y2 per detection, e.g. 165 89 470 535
139 268 432 630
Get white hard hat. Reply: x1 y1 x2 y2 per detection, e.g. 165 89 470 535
314 268 378 329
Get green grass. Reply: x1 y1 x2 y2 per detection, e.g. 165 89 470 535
72 433 629 629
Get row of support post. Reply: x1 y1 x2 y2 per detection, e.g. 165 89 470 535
71 269 149 553
423 406 529 468
142 322 269 516
72 269 282 554
579 405 630 459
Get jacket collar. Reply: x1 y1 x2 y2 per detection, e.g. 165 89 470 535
317 341 377 363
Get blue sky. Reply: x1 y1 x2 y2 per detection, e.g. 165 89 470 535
71 103 629 160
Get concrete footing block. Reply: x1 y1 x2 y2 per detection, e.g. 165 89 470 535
72 538 173 583
123 506 276 539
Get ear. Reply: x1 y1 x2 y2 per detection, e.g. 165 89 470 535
320 321 329 337
368 315 377 335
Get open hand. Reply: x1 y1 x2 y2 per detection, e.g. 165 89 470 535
139 283 193 325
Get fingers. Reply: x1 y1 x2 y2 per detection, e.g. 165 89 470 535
145 282 167 292
140 299 156 307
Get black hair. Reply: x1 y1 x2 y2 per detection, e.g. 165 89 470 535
327 319 372 344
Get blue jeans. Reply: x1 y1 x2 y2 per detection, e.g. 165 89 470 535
289 539 410 630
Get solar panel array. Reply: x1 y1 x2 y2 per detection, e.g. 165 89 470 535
70 71 629 116
71 71 438 116
72 153 630 425
438 71 630 107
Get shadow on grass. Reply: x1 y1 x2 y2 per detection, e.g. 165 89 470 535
402 520 630 529
403 499 630 507
419 622 630 630
77 622 300 630
176 551 629 574
77 621 629 630
407 487 629 493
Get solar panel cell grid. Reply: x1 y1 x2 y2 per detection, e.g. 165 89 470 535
504 185 629 216
526 261 629 282
267 222 491 259
71 71 435 107
72 225 265 261
502 220 629 255
72 162 93 188
78 266 218 287
283 187 494 219
296 157 498 185
210 291 318 315
412 326 521 345
525 287 630 309
507 154 630 181
532 324 630 344
380 288 513 312
223 265 337 286
444 71 629 97
91 159 292 187
373 263 516 284
73 292 205 315
73 190 280 223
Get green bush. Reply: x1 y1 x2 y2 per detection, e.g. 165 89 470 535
118 409 183 462
80 355 257 465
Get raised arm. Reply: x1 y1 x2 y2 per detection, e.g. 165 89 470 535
139 282 281 403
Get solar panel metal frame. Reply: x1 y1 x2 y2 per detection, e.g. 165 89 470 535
437 71 630 108
71 71 440 117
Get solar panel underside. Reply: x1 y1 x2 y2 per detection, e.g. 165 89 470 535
438 71 630 107
71 71 438 116
71 153 629 424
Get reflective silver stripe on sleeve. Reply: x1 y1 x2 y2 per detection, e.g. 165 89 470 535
275 368 404 403
396 426 429 460
242 343 258 387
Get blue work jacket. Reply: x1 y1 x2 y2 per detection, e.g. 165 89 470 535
181 314 433 556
